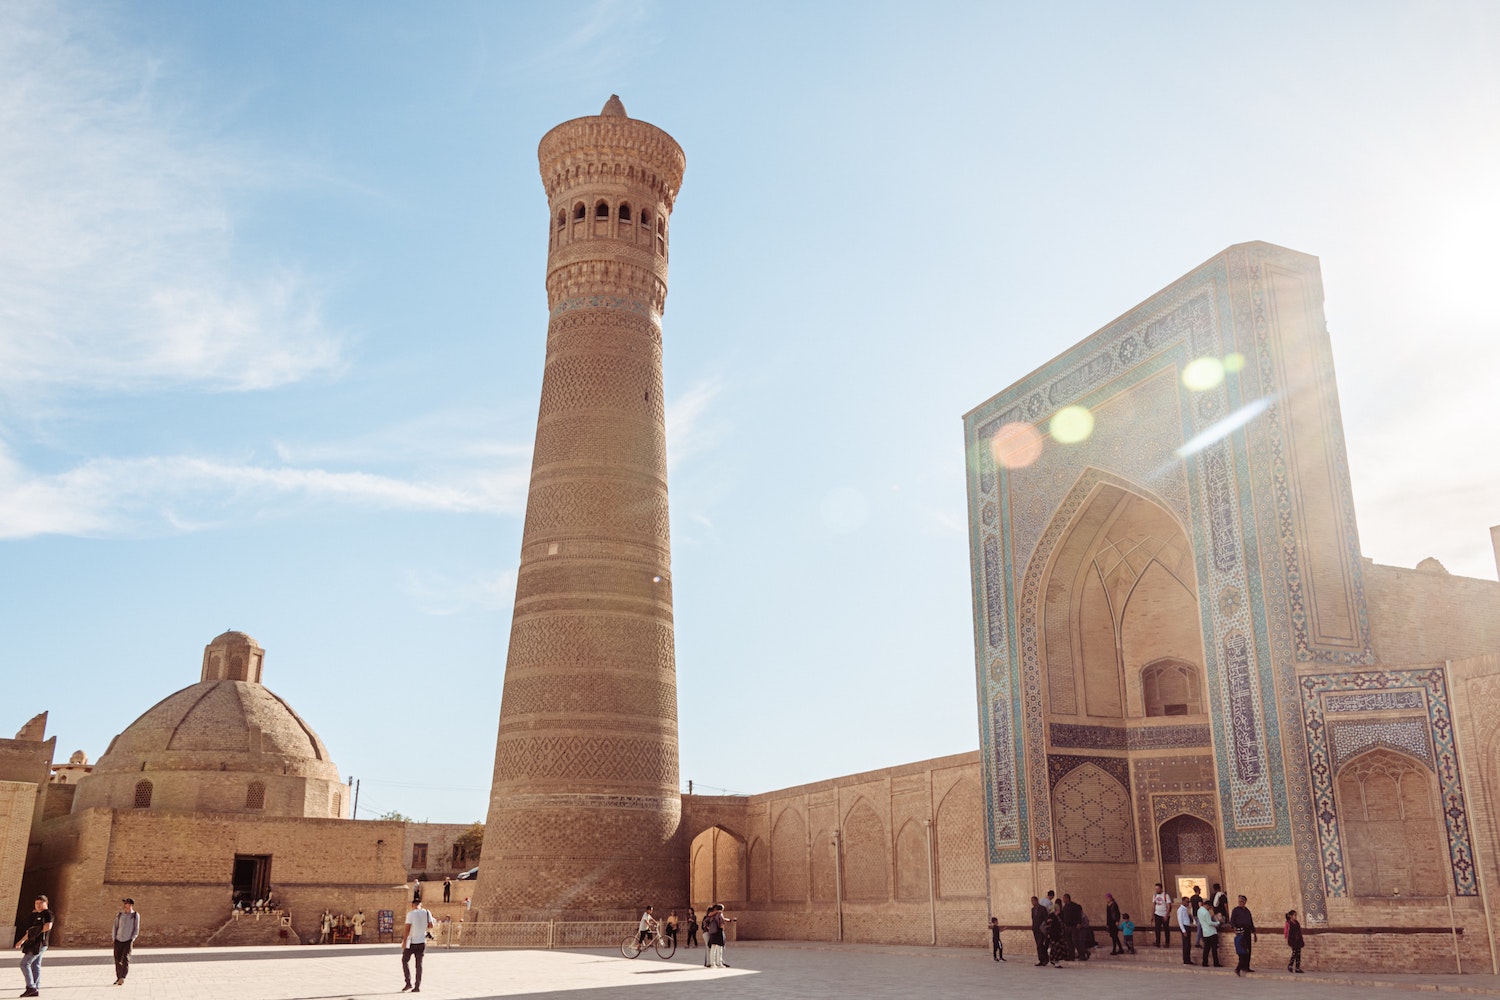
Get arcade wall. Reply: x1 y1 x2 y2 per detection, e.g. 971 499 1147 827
681 752 989 947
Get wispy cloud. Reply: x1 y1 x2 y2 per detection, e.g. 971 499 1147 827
0 441 530 541
506 0 658 85
0 3 344 398
666 375 726 468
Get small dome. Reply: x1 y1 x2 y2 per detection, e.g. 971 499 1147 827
68 750 88 765
72 633 346 819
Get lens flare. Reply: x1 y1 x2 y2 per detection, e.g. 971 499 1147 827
1049 405 1094 444
1182 357 1225 391
990 422 1044 469
1223 352 1247 373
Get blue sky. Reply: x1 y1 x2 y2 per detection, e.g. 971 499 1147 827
3 0 1497 823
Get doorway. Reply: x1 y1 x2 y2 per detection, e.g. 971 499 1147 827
232 854 273 908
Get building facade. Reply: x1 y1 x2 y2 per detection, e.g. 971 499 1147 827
961 242 1500 970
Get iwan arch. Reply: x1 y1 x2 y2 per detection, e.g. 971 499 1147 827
960 242 1500 969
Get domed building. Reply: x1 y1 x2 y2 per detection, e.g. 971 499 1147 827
11 632 430 947
72 631 346 820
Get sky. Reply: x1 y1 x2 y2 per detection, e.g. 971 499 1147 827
2 0 1497 824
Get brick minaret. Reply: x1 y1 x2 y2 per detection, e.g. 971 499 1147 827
478 96 687 918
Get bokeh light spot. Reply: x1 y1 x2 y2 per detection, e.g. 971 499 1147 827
1050 405 1095 444
990 421 1044 469
1182 356 1225 391
1223 351 1247 373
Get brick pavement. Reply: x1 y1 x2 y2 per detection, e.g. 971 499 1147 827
10 941 1500 1000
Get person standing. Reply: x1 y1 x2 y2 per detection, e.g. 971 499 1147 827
988 916 1005 961
411 879 423 905
442 878 451 904
13 894 53 998
1196 896 1222 967
1120 912 1136 953
685 907 699 948
1176 896 1195 965
401 901 433 993
705 904 735 968
1230 895 1257 975
112 898 141 986
1283 910 1304 973
320 909 333 944
1210 883 1228 922
1030 896 1048 966
1104 894 1122 955
1151 883 1172 947
353 910 365 944
665 912 679 948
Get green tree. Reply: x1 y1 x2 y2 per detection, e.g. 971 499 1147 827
376 809 414 822
452 822 484 867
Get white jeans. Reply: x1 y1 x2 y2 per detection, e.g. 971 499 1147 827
708 943 725 967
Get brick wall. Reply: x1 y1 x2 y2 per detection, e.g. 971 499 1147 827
680 752 989 946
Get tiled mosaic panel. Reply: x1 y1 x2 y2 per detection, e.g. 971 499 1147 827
1300 668 1476 897
1132 755 1217 863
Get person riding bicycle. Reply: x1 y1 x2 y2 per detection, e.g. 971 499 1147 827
637 905 658 945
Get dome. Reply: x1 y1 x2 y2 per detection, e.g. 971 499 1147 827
72 634 347 819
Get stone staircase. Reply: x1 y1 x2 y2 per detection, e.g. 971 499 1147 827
203 910 301 947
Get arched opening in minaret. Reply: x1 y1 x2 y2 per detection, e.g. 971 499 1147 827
595 200 609 218
618 203 632 222
556 208 565 229
573 202 586 220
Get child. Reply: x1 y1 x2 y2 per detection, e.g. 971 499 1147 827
1284 909 1304 972
1120 913 1136 953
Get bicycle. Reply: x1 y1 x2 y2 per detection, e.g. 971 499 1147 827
621 928 677 959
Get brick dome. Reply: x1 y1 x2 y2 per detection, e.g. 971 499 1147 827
71 633 347 818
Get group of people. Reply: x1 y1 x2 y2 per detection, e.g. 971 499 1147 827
1020 884 1303 975
1149 882 1303 974
635 903 736 968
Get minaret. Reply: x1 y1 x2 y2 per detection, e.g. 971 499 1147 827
479 96 687 918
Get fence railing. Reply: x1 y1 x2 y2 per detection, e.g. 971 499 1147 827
451 921 637 950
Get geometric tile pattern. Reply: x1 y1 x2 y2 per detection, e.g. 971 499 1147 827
1298 668 1476 897
1328 718 1433 771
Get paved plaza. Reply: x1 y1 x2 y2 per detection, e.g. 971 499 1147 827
10 942 1500 1000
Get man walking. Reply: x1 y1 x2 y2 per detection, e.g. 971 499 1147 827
442 878 451 903
1030 896 1049 966
112 898 141 986
13 894 53 998
401 900 433 993
1151 883 1172 947
1230 894 1258 975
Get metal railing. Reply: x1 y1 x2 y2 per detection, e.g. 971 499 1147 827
451 921 637 950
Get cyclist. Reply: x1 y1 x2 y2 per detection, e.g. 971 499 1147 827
637 905 658 947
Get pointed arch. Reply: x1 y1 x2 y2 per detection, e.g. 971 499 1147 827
842 798 888 901
771 807 808 901
1336 748 1446 896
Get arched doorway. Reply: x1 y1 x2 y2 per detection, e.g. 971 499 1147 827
1158 814 1221 901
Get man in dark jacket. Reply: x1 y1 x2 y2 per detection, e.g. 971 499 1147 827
1230 895 1258 975
1030 897 1049 965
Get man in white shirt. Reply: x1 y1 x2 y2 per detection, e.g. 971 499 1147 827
637 905 658 945
1176 896 1195 965
1151 883 1172 947
401 902 433 992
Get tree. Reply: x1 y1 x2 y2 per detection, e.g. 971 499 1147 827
376 809 414 822
452 822 484 867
